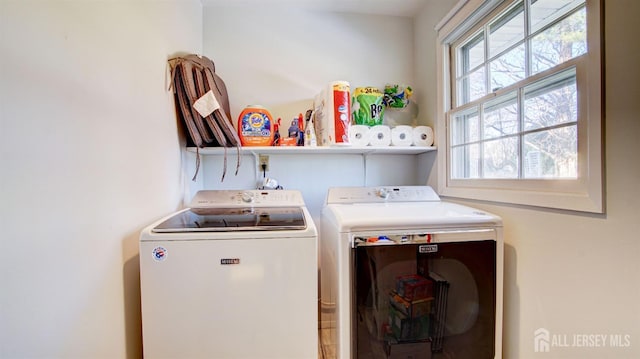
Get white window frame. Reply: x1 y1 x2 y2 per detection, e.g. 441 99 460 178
435 0 604 213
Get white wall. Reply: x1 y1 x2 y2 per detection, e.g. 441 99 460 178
200 5 435 221
0 0 202 357
199 153 423 220
414 1 640 358
203 5 416 124
413 0 458 186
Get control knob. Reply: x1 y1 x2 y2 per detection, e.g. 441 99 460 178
241 191 255 203
376 188 390 199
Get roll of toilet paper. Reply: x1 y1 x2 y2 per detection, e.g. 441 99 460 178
391 125 413 146
369 125 391 146
412 126 434 147
349 125 371 147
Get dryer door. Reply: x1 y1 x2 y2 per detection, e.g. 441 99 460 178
351 230 497 359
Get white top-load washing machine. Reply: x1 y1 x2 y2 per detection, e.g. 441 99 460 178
140 190 317 359
320 186 503 359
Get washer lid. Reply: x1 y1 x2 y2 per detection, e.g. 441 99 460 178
152 207 306 233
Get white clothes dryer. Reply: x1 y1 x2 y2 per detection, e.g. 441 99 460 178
320 186 503 359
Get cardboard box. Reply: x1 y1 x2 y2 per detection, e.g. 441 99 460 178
395 275 433 301
389 291 433 318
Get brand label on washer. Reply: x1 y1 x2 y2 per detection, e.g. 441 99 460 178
152 246 167 261
220 258 240 265
419 244 438 253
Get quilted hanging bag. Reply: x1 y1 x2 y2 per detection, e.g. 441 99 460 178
168 54 240 181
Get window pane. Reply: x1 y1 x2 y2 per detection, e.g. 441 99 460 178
489 2 525 58
451 110 480 145
483 93 518 139
531 6 586 74
458 32 484 75
465 67 487 103
483 137 519 178
490 43 525 91
458 67 486 105
530 0 585 34
452 144 480 179
524 68 577 131
524 125 577 178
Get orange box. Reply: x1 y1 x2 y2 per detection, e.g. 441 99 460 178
279 137 297 146
395 275 433 301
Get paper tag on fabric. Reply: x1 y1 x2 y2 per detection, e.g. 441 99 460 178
193 90 220 117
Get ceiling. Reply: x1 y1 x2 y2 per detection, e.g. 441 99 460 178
200 0 433 17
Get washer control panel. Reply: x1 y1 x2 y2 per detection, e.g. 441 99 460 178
190 190 306 208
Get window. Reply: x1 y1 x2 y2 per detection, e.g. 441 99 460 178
435 0 603 213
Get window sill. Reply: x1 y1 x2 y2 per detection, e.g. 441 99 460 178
439 183 604 213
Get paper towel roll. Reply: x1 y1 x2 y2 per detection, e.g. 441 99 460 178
412 126 434 147
369 125 391 146
391 125 413 146
349 125 371 147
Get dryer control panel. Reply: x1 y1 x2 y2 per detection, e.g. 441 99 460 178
326 186 440 204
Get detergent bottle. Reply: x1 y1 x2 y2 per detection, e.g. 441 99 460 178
280 118 299 146
304 110 317 147
237 105 274 146
272 118 281 146
297 113 305 146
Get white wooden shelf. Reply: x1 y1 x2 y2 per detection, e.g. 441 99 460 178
187 146 436 155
